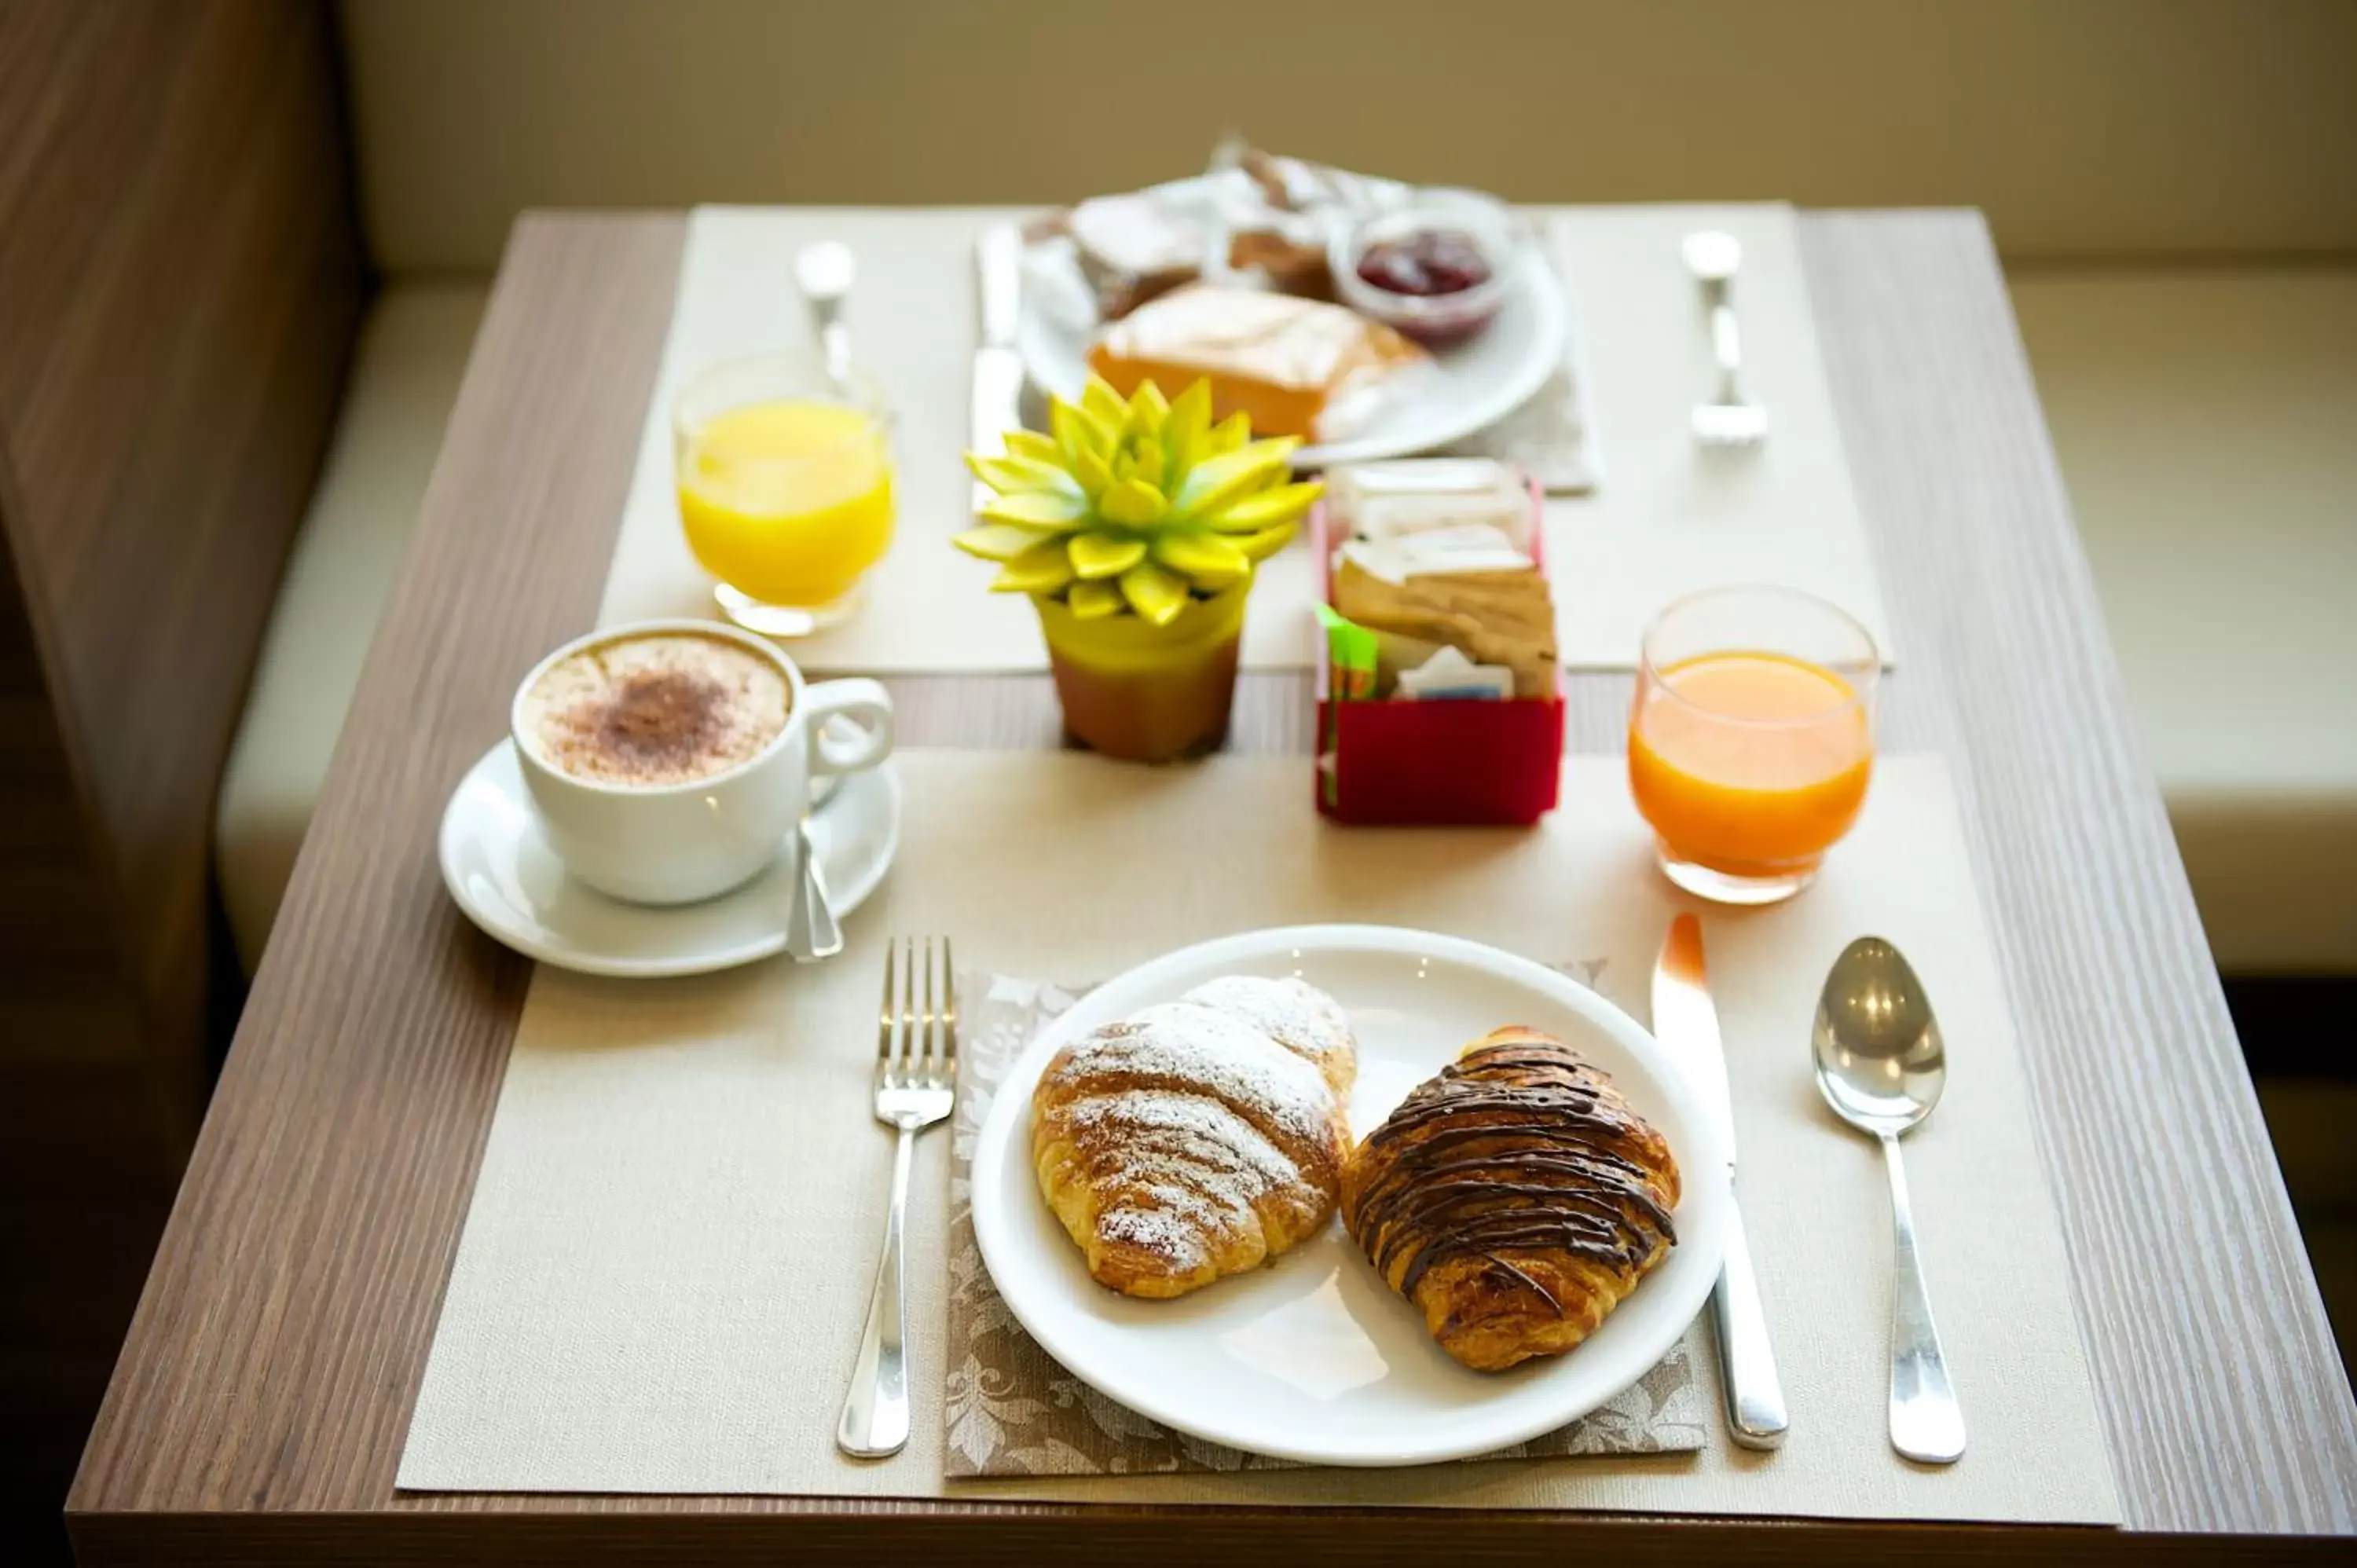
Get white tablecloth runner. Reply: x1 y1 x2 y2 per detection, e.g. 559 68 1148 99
596 203 1892 671
399 752 2112 1525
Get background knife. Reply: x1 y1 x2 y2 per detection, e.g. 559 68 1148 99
970 223 1025 511
1653 913 1790 1450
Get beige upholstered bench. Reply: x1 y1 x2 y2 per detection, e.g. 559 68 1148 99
215 284 486 973
2010 273 2357 973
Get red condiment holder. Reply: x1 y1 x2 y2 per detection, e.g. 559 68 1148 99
1310 483 1565 825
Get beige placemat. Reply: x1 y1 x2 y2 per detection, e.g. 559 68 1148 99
595 203 1886 672
943 969 1706 1477
1545 204 1890 666
399 751 2116 1525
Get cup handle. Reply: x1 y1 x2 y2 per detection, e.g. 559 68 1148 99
803 679 894 777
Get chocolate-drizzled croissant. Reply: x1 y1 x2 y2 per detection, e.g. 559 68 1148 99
1341 1026 1679 1371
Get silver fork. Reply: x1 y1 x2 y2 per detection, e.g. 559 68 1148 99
1683 229 1768 445
835 936 958 1459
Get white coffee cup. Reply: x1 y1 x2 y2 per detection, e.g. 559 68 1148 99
510 618 893 904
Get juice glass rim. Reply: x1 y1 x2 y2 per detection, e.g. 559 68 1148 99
672 354 893 472
1637 584 1882 730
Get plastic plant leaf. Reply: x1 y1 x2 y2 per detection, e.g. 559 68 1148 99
1080 376 1130 427
1067 578 1125 620
1116 560 1191 626
1069 530 1149 579
1098 478 1168 527
1201 480 1322 534
992 539 1076 594
1150 529 1251 585
977 490 1087 529
966 452 1080 496
951 523 1049 562
1172 440 1297 521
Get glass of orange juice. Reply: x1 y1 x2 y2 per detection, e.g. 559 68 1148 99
1628 586 1880 905
674 356 895 636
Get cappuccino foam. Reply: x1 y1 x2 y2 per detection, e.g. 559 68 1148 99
522 632 790 787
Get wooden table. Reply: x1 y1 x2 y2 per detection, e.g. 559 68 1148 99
66 211 2357 1563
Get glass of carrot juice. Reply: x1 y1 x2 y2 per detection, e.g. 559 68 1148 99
1628 586 1880 905
674 355 895 636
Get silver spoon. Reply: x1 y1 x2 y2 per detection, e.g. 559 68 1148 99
1812 936 1967 1464
794 240 858 399
784 817 841 963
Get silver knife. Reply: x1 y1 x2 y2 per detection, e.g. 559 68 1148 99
970 222 1026 512
1652 914 1789 1449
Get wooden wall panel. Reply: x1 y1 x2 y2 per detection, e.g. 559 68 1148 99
0 0 367 1124
0 0 368 1554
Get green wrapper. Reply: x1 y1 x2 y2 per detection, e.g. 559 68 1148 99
1315 603 1378 702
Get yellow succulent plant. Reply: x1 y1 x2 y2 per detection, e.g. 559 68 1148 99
955 376 1321 626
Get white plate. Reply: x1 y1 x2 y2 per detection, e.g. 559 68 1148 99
968 925 1732 1467
1017 241 1567 468
437 740 900 979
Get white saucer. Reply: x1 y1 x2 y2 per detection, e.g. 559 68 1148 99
438 741 900 978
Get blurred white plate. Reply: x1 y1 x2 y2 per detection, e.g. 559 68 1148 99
438 742 897 978
968 925 1730 1467
1017 238 1567 467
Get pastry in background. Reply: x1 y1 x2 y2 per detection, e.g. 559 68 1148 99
1342 1026 1680 1372
1225 227 1333 301
1065 192 1209 319
1233 143 1413 222
1089 284 1430 442
1044 145 1375 321
1031 981 1357 1299
1036 140 1497 328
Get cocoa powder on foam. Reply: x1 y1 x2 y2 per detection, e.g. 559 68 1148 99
522 633 790 787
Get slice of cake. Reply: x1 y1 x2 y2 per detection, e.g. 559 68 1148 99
1087 284 1429 442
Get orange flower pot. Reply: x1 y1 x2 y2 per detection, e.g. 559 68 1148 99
1034 582 1248 763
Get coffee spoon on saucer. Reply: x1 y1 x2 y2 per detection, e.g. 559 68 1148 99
785 817 843 963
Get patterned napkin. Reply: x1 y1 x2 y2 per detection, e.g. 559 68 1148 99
943 968 1705 1477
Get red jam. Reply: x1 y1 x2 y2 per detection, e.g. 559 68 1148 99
1355 229 1492 298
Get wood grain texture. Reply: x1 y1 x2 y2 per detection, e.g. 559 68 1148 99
0 0 366 1130
66 211 2357 1561
0 0 365 1550
65 212 683 1524
53 1511 2346 1567
1799 211 2357 1533
0 514 172 1559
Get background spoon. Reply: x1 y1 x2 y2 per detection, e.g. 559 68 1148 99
1812 936 1967 1464
794 240 858 399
